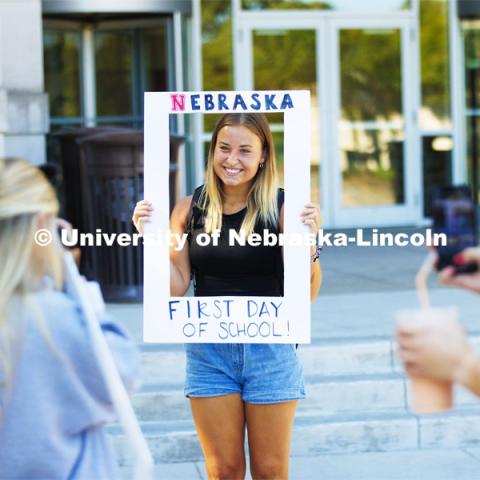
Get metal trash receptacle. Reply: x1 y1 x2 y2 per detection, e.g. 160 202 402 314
77 130 185 302
54 127 133 234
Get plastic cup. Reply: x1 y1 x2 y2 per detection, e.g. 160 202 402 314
395 307 457 414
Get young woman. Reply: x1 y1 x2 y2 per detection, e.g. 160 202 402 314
0 158 141 479
133 113 322 479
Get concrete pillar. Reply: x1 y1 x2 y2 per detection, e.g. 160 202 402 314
0 0 48 165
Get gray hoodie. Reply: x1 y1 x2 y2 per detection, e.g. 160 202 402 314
0 288 141 479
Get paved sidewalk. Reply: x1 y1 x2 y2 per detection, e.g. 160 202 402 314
119 448 480 480
316 227 453 295
110 232 480 480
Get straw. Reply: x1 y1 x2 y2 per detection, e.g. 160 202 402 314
415 250 438 309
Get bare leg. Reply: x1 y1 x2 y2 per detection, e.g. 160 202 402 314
190 394 246 480
245 401 298 480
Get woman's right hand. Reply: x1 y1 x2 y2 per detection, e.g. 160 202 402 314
396 312 472 383
132 200 154 234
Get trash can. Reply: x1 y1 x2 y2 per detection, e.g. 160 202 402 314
77 130 185 302
54 126 133 234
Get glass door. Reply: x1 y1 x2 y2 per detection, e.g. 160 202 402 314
43 17 173 130
463 20 480 205
94 19 172 128
330 18 419 227
237 20 321 206
238 15 419 227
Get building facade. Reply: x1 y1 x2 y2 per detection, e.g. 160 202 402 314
1 0 479 228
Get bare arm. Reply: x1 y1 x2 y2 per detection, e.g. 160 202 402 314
169 195 193 296
455 350 480 397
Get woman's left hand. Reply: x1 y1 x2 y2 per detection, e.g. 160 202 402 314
301 203 322 256
300 203 322 236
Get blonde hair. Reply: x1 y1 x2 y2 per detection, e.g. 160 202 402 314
200 113 279 236
0 158 63 402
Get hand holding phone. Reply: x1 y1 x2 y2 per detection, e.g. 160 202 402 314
431 185 478 275
438 247 480 294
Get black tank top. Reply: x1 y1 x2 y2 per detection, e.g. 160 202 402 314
187 186 284 297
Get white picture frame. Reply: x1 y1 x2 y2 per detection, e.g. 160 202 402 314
143 90 311 343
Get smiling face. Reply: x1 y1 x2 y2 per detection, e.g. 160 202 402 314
212 125 264 189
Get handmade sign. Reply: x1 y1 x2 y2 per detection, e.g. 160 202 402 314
143 90 311 343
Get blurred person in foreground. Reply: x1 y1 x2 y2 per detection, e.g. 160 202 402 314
396 248 480 397
0 158 141 479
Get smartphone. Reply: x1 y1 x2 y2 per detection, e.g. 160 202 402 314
431 185 478 274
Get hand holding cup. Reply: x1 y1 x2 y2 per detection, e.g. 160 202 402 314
396 309 471 383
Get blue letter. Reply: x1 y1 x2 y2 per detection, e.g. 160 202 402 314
218 322 229 340
273 322 283 337
205 94 215 111
247 322 259 338
280 93 294 109
250 93 261 110
270 301 282 317
247 300 258 318
258 302 270 318
223 299 234 317
213 299 222 319
265 94 277 110
228 322 238 338
233 94 247 110
237 322 246 336
169 300 180 320
197 301 210 318
183 323 195 337
218 93 228 110
191 94 201 110
259 321 271 337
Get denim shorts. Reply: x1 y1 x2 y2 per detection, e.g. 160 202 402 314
184 343 306 404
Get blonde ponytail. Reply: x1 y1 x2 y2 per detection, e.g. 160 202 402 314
0 158 64 412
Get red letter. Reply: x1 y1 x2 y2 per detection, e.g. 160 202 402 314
171 94 186 111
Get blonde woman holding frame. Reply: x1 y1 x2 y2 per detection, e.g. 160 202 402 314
134 113 322 480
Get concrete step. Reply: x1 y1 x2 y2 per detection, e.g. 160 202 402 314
140 335 480 385
109 406 480 465
132 373 405 422
139 337 396 385
131 372 480 422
